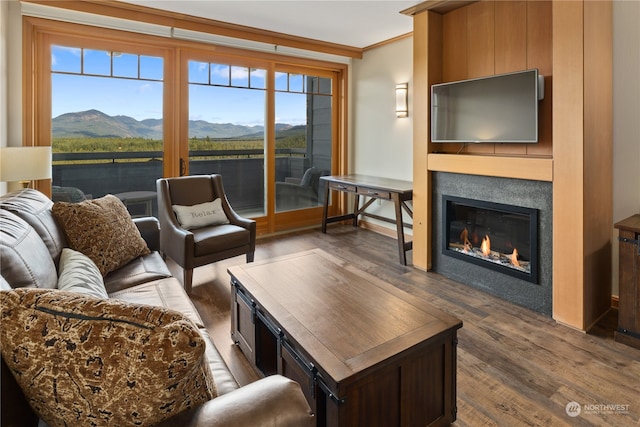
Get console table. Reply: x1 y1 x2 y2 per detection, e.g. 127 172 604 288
320 174 413 265
614 214 640 349
228 249 462 427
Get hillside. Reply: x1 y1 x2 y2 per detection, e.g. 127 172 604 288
52 110 302 140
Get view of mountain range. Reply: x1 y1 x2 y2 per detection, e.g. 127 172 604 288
52 109 302 139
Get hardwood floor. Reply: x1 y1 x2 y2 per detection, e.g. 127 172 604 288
168 225 640 427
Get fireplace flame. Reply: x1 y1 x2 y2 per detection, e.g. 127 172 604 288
511 248 520 267
481 235 491 256
460 228 473 252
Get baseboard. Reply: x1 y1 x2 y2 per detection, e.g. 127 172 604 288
611 295 619 309
359 220 411 242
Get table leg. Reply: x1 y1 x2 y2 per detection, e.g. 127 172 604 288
393 194 407 265
321 185 330 233
352 194 360 227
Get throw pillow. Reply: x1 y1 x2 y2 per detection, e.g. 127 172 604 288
0 288 217 427
57 248 108 299
172 198 229 230
52 195 150 277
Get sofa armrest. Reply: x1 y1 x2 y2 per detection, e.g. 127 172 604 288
133 216 161 251
156 375 314 427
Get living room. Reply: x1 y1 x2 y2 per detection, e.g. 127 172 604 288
1 0 639 426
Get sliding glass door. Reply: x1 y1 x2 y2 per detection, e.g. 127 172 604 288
187 60 267 217
50 43 168 218
274 70 333 213
29 18 345 234
183 52 338 231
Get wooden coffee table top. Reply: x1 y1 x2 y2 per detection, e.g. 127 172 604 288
228 249 462 383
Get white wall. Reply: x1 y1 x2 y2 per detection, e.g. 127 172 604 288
0 0 7 195
351 36 413 229
612 0 640 296
1 0 22 194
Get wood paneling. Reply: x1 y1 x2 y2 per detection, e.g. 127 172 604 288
494 1 527 156
442 8 467 83
465 1 495 155
552 0 586 328
583 0 613 328
413 11 442 271
466 1 495 79
552 0 613 330
494 1 526 74
428 153 553 182
525 0 553 157
550 0 612 330
415 0 612 330
435 0 553 158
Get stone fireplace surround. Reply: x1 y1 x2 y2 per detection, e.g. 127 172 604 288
432 172 553 316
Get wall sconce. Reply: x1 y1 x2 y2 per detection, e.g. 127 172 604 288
395 83 409 118
0 146 52 188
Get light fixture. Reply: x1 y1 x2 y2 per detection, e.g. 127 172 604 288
395 83 409 118
0 146 52 189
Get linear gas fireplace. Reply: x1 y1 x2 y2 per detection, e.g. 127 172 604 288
443 195 538 284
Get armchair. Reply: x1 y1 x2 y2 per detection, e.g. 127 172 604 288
157 175 256 293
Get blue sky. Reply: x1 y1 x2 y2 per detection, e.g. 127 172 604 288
51 45 307 126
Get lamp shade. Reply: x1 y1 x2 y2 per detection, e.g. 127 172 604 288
0 146 52 182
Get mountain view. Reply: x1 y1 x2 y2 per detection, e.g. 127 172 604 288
52 109 302 140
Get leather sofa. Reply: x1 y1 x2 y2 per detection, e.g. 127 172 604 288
0 189 313 427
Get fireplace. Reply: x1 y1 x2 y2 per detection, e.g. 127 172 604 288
443 196 538 284
432 172 552 316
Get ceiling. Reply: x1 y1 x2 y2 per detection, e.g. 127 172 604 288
117 1 421 49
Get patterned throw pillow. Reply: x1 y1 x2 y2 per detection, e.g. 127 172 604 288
57 248 108 298
172 198 229 230
52 195 150 276
0 289 217 427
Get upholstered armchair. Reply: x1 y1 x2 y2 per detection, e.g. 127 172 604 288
156 175 256 293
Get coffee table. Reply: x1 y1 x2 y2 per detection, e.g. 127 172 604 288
228 249 462 427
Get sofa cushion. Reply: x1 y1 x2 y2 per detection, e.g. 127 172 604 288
0 210 57 289
199 328 240 396
57 248 108 299
0 289 217 427
52 195 150 276
172 198 229 230
103 251 172 293
108 277 205 329
0 189 67 263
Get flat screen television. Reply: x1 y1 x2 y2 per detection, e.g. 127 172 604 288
431 69 543 143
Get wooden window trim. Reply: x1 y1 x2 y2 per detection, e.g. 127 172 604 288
24 15 348 234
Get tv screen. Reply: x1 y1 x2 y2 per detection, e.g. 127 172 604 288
431 69 542 143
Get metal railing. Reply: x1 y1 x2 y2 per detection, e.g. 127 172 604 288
52 149 310 215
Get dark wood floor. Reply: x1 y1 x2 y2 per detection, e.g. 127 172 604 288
168 225 640 427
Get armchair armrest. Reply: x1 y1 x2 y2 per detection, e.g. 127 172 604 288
133 217 161 252
156 375 314 427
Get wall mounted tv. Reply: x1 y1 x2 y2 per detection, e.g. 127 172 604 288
431 69 544 144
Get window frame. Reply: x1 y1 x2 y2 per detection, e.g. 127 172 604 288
24 15 348 235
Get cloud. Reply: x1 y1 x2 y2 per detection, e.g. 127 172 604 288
137 83 153 94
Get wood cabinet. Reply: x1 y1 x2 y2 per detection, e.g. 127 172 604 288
614 215 640 349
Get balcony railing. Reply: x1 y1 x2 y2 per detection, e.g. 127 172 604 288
52 149 310 217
